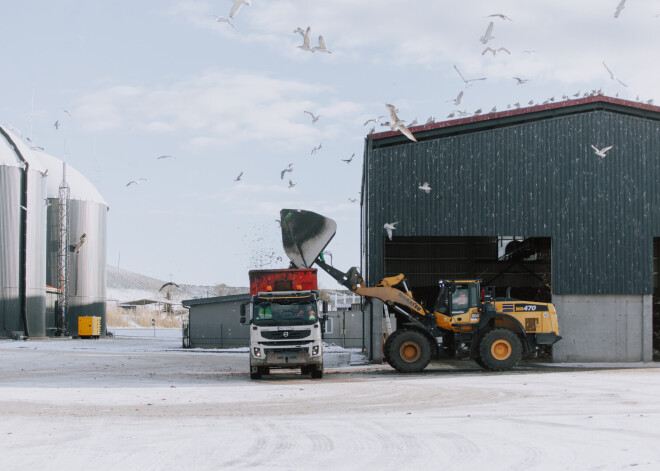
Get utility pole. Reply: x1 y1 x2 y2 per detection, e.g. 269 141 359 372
56 162 70 336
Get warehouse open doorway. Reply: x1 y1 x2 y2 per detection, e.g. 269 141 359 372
653 238 660 361
382 235 552 313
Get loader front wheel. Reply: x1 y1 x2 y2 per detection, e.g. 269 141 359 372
478 328 522 371
386 329 432 373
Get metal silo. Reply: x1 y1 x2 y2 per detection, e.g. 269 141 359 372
0 126 47 338
38 151 109 337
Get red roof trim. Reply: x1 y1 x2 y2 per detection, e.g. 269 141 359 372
368 95 660 141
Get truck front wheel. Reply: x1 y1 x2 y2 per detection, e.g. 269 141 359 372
385 329 432 373
478 328 523 371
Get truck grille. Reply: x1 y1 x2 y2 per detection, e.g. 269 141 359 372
261 330 311 340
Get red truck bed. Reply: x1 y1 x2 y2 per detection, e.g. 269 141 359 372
249 269 318 295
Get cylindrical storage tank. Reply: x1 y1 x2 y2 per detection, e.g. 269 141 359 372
0 126 47 338
38 152 108 337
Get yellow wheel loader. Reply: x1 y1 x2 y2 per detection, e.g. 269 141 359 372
280 209 562 373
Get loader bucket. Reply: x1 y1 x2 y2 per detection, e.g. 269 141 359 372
280 209 337 268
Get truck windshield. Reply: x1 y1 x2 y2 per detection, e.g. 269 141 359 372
253 301 318 326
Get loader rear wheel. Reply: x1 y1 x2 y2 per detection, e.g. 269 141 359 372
386 329 432 373
478 328 522 371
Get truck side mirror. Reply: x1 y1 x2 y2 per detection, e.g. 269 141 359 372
239 303 247 325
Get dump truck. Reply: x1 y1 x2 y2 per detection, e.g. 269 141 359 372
240 268 327 379
279 208 562 373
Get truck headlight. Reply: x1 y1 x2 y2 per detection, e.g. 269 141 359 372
312 345 319 355
253 347 261 358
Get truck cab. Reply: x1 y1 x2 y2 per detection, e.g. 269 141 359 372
241 269 326 379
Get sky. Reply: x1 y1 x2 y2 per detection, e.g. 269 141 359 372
1 0 659 288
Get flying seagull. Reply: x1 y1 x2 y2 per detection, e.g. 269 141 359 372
342 153 355 164
38 169 48 178
234 171 243 182
513 76 530 85
313 35 332 53
229 0 251 19
62 109 72 117
281 163 293 179
363 115 385 126
407 118 418 126
449 90 464 106
614 0 626 18
383 222 398 241
126 178 147 187
385 103 417 142
288 179 296 189
480 22 495 44
304 110 321 123
591 145 613 158
157 155 174 160
53 120 60 130
454 65 486 87
482 46 510 56
486 13 513 21
298 27 314 52
70 233 86 254
215 15 237 30
348 198 357 203
293 27 305 36
418 182 431 194
311 143 323 155
602 61 628 87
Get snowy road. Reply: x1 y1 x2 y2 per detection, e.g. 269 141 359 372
1 339 659 470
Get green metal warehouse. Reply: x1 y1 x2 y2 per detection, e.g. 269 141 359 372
361 95 659 362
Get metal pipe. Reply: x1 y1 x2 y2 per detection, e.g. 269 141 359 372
0 127 30 338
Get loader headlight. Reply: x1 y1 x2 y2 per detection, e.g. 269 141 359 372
253 347 261 358
312 345 320 356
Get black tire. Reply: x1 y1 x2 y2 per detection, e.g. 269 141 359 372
250 370 262 380
311 366 323 379
473 357 487 369
260 367 270 375
301 366 310 375
478 328 523 371
385 329 432 373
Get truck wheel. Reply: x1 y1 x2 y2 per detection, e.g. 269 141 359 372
478 328 523 371
311 365 323 379
250 369 262 380
301 366 310 375
260 367 270 375
385 329 432 373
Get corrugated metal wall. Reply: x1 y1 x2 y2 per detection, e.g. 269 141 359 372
363 104 660 295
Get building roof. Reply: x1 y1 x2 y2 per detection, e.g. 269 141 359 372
369 95 660 146
182 293 250 308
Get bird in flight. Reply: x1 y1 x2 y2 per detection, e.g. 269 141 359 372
480 22 495 44
385 104 417 142
38 169 48 178
293 27 305 37
62 109 72 117
602 62 628 87
157 155 174 160
342 153 355 164
311 143 323 155
486 13 513 21
614 0 626 18
53 120 60 130
288 179 296 189
449 90 464 106
298 27 314 52
482 47 510 56
513 77 530 85
418 182 431 194
348 198 357 203
215 15 237 30
454 65 486 87
281 163 294 179
126 178 147 187
70 233 86 254
234 171 243 182
304 110 321 123
383 222 398 241
229 0 251 19
591 145 613 158
313 35 332 53
363 115 385 126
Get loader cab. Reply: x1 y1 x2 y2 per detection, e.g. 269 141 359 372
435 280 481 316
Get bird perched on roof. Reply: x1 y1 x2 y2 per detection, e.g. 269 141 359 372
229 0 251 19
234 171 243 182
342 153 355 164
70 233 86 254
418 182 431 194
313 35 332 53
385 103 417 142
280 163 293 180
383 222 398 241
304 110 321 123
480 22 495 44
591 145 613 158
288 179 296 189
297 27 314 52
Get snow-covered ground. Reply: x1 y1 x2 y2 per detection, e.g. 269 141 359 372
1 338 659 470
